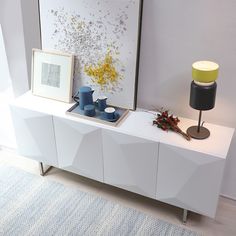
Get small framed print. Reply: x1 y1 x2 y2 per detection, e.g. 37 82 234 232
31 49 74 102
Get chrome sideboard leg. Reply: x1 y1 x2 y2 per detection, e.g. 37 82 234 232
39 162 53 176
183 209 188 224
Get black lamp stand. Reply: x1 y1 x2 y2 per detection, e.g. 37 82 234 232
187 110 210 139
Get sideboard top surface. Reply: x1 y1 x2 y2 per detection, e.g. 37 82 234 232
11 91 234 159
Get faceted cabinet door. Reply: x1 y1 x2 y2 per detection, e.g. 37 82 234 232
53 117 103 182
10 106 58 166
102 130 159 199
156 143 225 218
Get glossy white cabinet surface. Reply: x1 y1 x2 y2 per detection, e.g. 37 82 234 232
156 143 225 218
54 117 103 182
122 110 235 159
10 106 58 166
11 92 234 159
10 92 235 218
102 130 159 199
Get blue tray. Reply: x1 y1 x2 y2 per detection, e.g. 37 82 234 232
66 102 129 127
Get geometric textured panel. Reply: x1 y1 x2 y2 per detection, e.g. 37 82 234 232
53 117 103 182
102 130 159 199
10 106 58 166
156 143 225 218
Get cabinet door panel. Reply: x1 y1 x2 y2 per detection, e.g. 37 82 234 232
53 117 103 182
102 130 158 198
10 106 57 166
156 143 225 217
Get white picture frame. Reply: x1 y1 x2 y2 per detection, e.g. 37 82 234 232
31 49 74 103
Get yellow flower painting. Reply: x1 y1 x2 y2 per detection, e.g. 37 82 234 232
84 52 122 93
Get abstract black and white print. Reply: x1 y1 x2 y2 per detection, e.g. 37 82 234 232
41 63 61 88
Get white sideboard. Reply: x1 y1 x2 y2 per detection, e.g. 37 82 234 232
10 92 234 220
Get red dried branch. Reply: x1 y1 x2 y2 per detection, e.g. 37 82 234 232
153 109 191 141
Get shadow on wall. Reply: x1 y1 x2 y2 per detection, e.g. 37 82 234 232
137 0 196 114
137 0 236 124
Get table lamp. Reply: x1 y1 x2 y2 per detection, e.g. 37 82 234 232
187 61 219 139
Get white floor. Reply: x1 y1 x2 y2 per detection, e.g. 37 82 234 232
0 149 236 236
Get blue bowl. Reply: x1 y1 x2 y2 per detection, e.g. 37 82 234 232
101 112 119 122
84 104 96 117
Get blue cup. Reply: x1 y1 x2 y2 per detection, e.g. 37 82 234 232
97 96 107 111
103 107 116 120
78 86 94 110
84 104 96 117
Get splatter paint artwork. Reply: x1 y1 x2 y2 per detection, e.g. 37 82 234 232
39 0 142 109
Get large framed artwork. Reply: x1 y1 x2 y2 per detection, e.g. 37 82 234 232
38 0 143 109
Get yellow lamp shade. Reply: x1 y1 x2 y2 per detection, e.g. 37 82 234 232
192 61 219 83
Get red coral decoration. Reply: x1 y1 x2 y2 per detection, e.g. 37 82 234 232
153 109 191 141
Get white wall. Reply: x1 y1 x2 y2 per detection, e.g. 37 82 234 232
0 0 29 96
0 25 11 93
0 25 16 148
20 0 41 87
138 0 236 199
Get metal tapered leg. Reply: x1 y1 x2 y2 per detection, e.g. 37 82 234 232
183 209 188 224
39 162 53 176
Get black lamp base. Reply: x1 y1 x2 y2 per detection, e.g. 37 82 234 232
187 126 210 140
